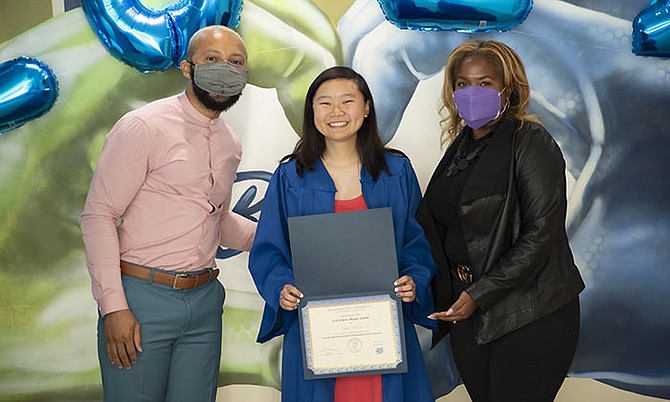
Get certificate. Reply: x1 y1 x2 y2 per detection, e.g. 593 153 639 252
300 294 405 378
288 208 408 379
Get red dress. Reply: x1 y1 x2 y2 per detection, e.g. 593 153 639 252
333 194 383 402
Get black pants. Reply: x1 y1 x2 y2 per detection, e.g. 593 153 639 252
450 298 580 402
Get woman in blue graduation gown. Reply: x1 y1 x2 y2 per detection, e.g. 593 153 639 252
248 66 437 402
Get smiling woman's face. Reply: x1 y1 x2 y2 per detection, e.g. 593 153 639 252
312 78 370 147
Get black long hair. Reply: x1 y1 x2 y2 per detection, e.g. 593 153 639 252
283 66 401 180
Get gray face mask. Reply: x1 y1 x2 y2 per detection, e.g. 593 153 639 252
189 61 247 97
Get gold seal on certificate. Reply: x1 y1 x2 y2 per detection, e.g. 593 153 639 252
301 294 403 376
288 208 408 379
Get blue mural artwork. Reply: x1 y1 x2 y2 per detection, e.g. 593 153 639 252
339 0 670 398
0 0 669 401
217 170 272 259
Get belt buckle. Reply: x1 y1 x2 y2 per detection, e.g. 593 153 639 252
456 264 473 284
172 273 190 289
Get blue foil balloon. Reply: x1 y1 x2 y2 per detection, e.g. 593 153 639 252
0 56 59 135
81 0 243 73
633 0 670 58
376 0 533 32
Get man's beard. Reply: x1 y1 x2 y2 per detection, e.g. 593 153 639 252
191 77 241 112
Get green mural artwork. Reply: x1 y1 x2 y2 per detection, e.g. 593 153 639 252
0 1 345 400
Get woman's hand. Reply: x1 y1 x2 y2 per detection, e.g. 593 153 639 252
394 275 416 302
428 291 477 323
279 284 303 310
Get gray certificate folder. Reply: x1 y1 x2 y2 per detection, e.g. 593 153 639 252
288 207 407 379
288 207 398 296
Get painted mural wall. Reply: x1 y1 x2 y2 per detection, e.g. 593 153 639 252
0 0 668 401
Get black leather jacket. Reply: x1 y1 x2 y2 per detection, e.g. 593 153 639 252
417 118 585 346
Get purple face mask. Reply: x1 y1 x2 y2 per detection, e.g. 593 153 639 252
453 86 503 129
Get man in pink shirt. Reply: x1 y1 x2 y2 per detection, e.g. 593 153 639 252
81 26 256 402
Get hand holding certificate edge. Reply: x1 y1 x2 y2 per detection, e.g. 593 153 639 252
281 274 415 311
393 275 416 303
280 284 304 311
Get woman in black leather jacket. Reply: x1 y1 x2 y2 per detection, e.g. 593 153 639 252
417 40 585 402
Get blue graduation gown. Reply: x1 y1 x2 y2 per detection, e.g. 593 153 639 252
249 154 437 402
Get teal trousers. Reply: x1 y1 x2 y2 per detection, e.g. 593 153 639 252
97 274 225 402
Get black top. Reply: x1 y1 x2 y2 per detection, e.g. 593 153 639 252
424 130 492 265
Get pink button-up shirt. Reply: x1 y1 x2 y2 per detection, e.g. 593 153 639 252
81 93 256 316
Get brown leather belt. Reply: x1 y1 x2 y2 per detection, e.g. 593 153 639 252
120 261 219 290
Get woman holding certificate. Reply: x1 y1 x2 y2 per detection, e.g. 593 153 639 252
418 40 585 402
249 66 437 402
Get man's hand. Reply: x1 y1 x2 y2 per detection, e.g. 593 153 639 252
103 309 142 369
